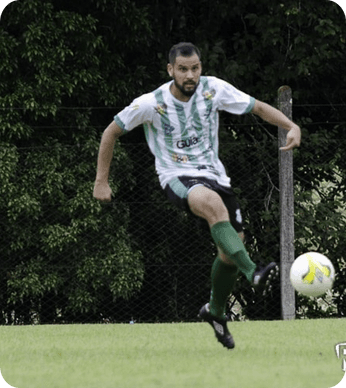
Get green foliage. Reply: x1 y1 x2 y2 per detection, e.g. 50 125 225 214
0 0 149 323
0 140 143 323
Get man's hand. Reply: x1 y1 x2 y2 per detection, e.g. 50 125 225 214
93 121 123 203
280 125 301 151
93 181 112 203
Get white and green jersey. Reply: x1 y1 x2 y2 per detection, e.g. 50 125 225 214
114 76 255 188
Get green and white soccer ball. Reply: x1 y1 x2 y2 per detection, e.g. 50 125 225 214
290 252 335 297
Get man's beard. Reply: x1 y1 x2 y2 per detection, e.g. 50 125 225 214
173 78 199 97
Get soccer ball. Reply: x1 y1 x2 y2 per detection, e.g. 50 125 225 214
289 252 335 297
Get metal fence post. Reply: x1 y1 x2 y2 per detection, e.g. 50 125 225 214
278 86 296 320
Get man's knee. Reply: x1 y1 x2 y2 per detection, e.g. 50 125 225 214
187 186 229 226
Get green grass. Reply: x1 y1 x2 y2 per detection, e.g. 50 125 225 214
0 319 344 388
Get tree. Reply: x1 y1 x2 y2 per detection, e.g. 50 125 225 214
0 0 147 323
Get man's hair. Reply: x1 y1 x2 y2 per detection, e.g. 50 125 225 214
168 42 201 65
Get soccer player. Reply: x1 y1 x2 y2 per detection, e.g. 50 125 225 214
93 42 301 349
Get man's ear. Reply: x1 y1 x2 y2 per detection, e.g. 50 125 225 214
167 63 173 77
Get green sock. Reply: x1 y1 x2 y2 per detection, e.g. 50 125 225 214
210 221 256 283
209 256 239 319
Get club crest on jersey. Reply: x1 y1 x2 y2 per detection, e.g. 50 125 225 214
155 103 167 116
203 89 216 100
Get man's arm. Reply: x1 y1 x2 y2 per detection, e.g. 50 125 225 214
251 100 301 151
93 121 124 202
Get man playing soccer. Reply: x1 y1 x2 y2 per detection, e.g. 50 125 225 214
93 42 301 349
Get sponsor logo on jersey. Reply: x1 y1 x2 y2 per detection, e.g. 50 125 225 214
196 165 221 176
172 154 189 163
176 136 199 149
164 123 175 136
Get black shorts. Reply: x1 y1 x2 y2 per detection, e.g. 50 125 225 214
164 176 243 233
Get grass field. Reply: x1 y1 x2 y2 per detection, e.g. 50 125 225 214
0 319 344 388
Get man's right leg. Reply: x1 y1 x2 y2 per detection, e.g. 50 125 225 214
187 185 278 289
165 179 278 349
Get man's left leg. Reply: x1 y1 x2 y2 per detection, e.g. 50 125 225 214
189 185 278 349
209 255 239 319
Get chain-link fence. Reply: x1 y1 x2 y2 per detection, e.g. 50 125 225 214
1 104 345 325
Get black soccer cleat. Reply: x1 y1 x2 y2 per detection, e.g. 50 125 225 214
198 303 235 350
252 262 279 295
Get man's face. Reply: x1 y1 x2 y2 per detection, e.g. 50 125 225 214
168 54 202 99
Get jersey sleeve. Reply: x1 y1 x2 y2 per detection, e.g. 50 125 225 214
215 78 255 115
114 93 155 133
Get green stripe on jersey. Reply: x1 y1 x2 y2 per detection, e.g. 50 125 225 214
190 90 213 166
154 89 175 158
200 76 214 142
173 101 188 137
143 122 167 168
202 77 219 166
